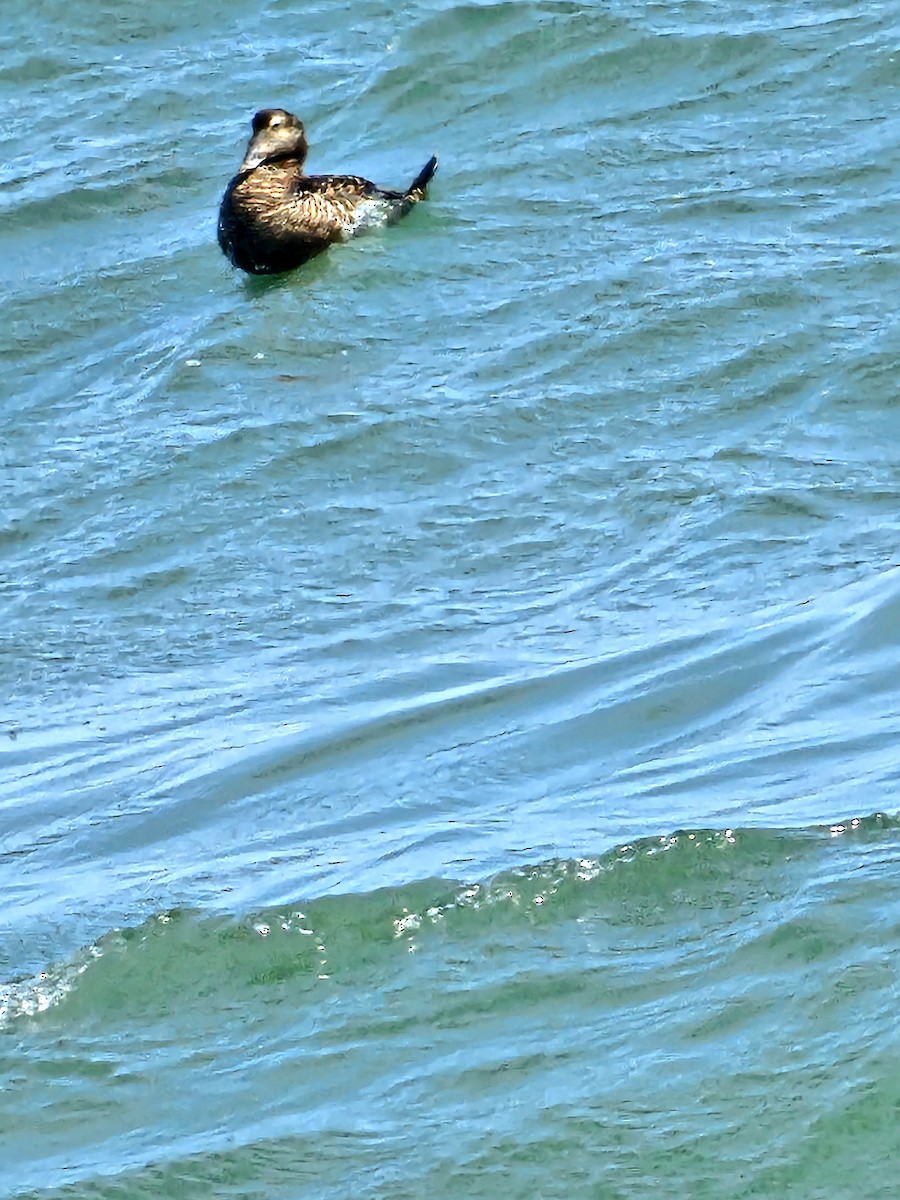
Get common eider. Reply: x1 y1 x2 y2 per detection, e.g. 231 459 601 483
217 108 437 276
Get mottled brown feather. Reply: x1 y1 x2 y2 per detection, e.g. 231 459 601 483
218 109 437 276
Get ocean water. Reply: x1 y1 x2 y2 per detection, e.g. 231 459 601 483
3 0 900 1194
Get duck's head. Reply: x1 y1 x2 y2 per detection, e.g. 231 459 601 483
238 108 308 171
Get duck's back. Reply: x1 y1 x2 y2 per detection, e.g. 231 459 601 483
219 159 375 275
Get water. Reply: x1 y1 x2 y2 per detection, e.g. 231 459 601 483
3 0 900 1194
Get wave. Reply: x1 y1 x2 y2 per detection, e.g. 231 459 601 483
4 812 894 1027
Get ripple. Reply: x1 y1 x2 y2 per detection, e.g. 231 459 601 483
4 1 900 1192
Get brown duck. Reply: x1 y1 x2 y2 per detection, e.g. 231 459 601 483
218 108 438 276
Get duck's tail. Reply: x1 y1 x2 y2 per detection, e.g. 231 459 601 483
384 155 438 223
407 154 438 201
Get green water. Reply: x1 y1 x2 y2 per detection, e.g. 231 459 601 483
3 0 900 1195
6 822 900 1196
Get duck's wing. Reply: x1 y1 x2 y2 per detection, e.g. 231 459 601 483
285 162 437 240
288 175 380 239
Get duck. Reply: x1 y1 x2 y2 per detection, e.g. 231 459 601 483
217 108 438 276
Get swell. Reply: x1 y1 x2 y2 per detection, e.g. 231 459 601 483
6 563 900 937
5 808 900 1200
3 811 895 1027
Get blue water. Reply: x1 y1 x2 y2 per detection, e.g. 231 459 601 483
3 1 900 1195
